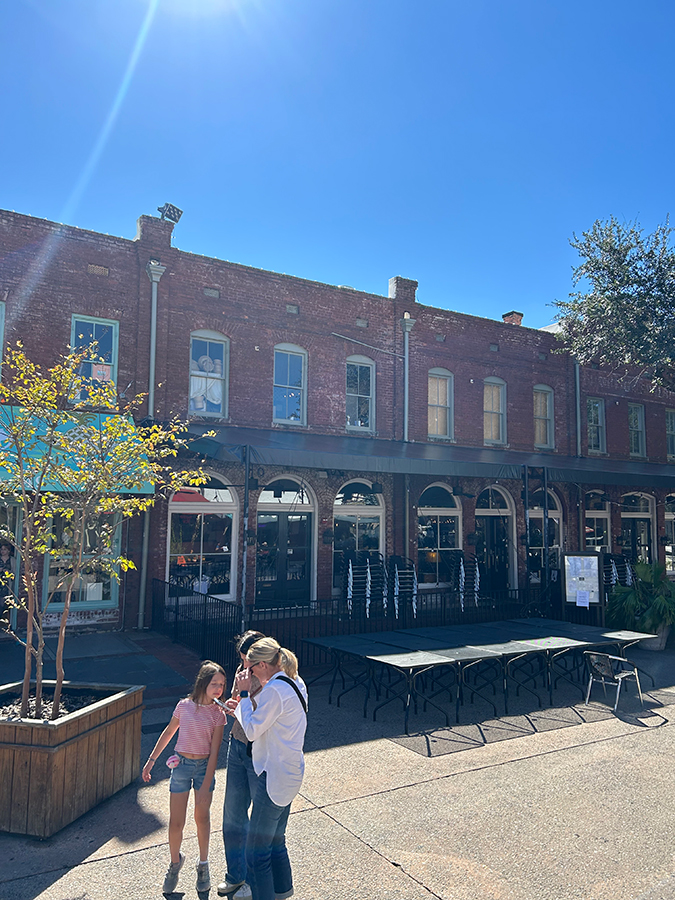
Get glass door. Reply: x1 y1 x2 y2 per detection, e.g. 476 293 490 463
169 512 233 595
621 518 652 563
256 512 312 606
475 515 510 591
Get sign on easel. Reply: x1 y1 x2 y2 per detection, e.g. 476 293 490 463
563 553 603 611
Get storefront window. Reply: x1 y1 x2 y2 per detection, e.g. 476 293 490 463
417 485 461 585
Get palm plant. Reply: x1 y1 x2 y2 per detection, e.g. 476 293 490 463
606 561 675 633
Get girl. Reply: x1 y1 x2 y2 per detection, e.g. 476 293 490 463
230 638 308 900
217 630 266 900
143 660 226 895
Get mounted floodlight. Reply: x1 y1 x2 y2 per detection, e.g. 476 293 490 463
157 203 183 224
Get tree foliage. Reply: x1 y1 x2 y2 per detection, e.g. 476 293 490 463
0 343 203 719
554 216 675 390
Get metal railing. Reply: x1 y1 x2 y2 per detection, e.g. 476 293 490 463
153 579 550 669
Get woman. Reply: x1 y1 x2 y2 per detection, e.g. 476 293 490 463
218 630 266 900
230 638 307 900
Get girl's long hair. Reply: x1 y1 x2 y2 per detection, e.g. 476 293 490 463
247 637 298 679
191 660 226 704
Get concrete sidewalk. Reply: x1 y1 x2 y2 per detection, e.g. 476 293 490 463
2 632 675 900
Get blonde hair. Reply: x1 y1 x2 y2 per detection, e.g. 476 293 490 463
247 637 298 679
191 660 226 704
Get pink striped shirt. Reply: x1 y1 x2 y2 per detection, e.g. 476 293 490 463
173 698 224 757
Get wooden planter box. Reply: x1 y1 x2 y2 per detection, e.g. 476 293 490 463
0 681 144 838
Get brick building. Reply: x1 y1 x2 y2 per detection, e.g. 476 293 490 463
1 207 675 632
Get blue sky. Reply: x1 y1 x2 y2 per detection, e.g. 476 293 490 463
2 0 674 328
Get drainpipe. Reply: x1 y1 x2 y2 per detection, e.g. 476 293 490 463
137 259 166 630
239 446 250 634
400 313 416 442
574 361 582 457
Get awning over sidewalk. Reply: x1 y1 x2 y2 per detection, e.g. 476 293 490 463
0 406 154 494
187 424 675 488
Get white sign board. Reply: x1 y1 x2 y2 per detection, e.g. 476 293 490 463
564 555 601 606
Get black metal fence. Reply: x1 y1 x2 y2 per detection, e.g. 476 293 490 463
153 579 550 669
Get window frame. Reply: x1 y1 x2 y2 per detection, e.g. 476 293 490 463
189 329 230 419
587 397 606 454
667 409 675 460
70 314 119 389
345 354 375 433
273 343 308 426
628 402 646 458
428 368 454 440
483 377 506 445
533 384 554 449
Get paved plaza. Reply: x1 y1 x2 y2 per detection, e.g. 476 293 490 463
2 630 675 900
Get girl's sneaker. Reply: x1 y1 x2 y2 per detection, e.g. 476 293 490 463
196 862 211 892
163 853 185 893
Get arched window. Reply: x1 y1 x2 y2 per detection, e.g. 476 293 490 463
584 490 610 553
168 474 237 598
257 477 314 605
273 344 307 425
333 481 384 592
346 355 375 431
484 377 506 445
428 368 454 439
190 329 229 417
474 486 514 590
620 493 654 563
417 485 461 585
533 385 554 449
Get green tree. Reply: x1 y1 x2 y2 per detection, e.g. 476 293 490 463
0 343 203 720
554 216 675 390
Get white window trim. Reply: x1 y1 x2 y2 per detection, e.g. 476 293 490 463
70 314 119 385
273 343 308 426
417 482 462 587
628 402 646 458
189 329 230 419
584 492 611 553
587 397 606 454
483 377 506 446
346 354 376 433
428 368 454 440
533 384 554 450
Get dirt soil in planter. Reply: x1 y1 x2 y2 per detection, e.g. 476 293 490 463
0 691 104 721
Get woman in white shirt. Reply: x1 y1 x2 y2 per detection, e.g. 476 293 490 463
231 638 308 900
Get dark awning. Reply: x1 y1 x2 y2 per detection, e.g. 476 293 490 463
186 424 675 489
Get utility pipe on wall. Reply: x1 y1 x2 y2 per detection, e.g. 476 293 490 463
138 260 166 630
400 313 416 442
574 361 582 457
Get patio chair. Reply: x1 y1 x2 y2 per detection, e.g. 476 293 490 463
583 651 643 712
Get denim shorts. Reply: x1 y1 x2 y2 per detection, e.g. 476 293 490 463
169 754 216 793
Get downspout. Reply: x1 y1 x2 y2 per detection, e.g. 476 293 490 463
240 446 250 634
399 314 416 558
574 361 582 457
138 259 166 630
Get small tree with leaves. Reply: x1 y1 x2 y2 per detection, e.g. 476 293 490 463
0 343 203 720
554 216 675 390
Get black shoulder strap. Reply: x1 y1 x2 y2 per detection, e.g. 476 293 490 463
276 675 308 714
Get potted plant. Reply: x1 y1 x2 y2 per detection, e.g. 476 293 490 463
606 561 675 651
0 343 202 836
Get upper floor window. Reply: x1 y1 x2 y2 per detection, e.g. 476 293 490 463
533 385 554 449
628 403 646 457
71 315 119 402
483 377 506 445
190 330 229 418
587 397 606 453
273 344 307 425
666 409 675 459
346 355 375 431
428 368 454 439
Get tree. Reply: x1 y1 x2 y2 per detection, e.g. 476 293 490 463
0 343 203 720
554 216 675 390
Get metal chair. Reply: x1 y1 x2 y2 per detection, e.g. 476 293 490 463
583 651 643 712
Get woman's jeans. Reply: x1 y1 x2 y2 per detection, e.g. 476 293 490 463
246 772 293 900
222 736 261 884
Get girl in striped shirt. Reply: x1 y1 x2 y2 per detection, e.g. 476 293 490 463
143 660 226 894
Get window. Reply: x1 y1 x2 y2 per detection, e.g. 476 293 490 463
346 356 375 431
584 492 610 554
333 481 383 593
71 315 119 401
587 398 606 453
667 410 675 459
628 403 646 457
190 330 229 418
533 385 554 449
273 345 307 425
483 377 506 444
428 369 454 439
666 494 675 575
527 489 562 581
417 485 461 585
